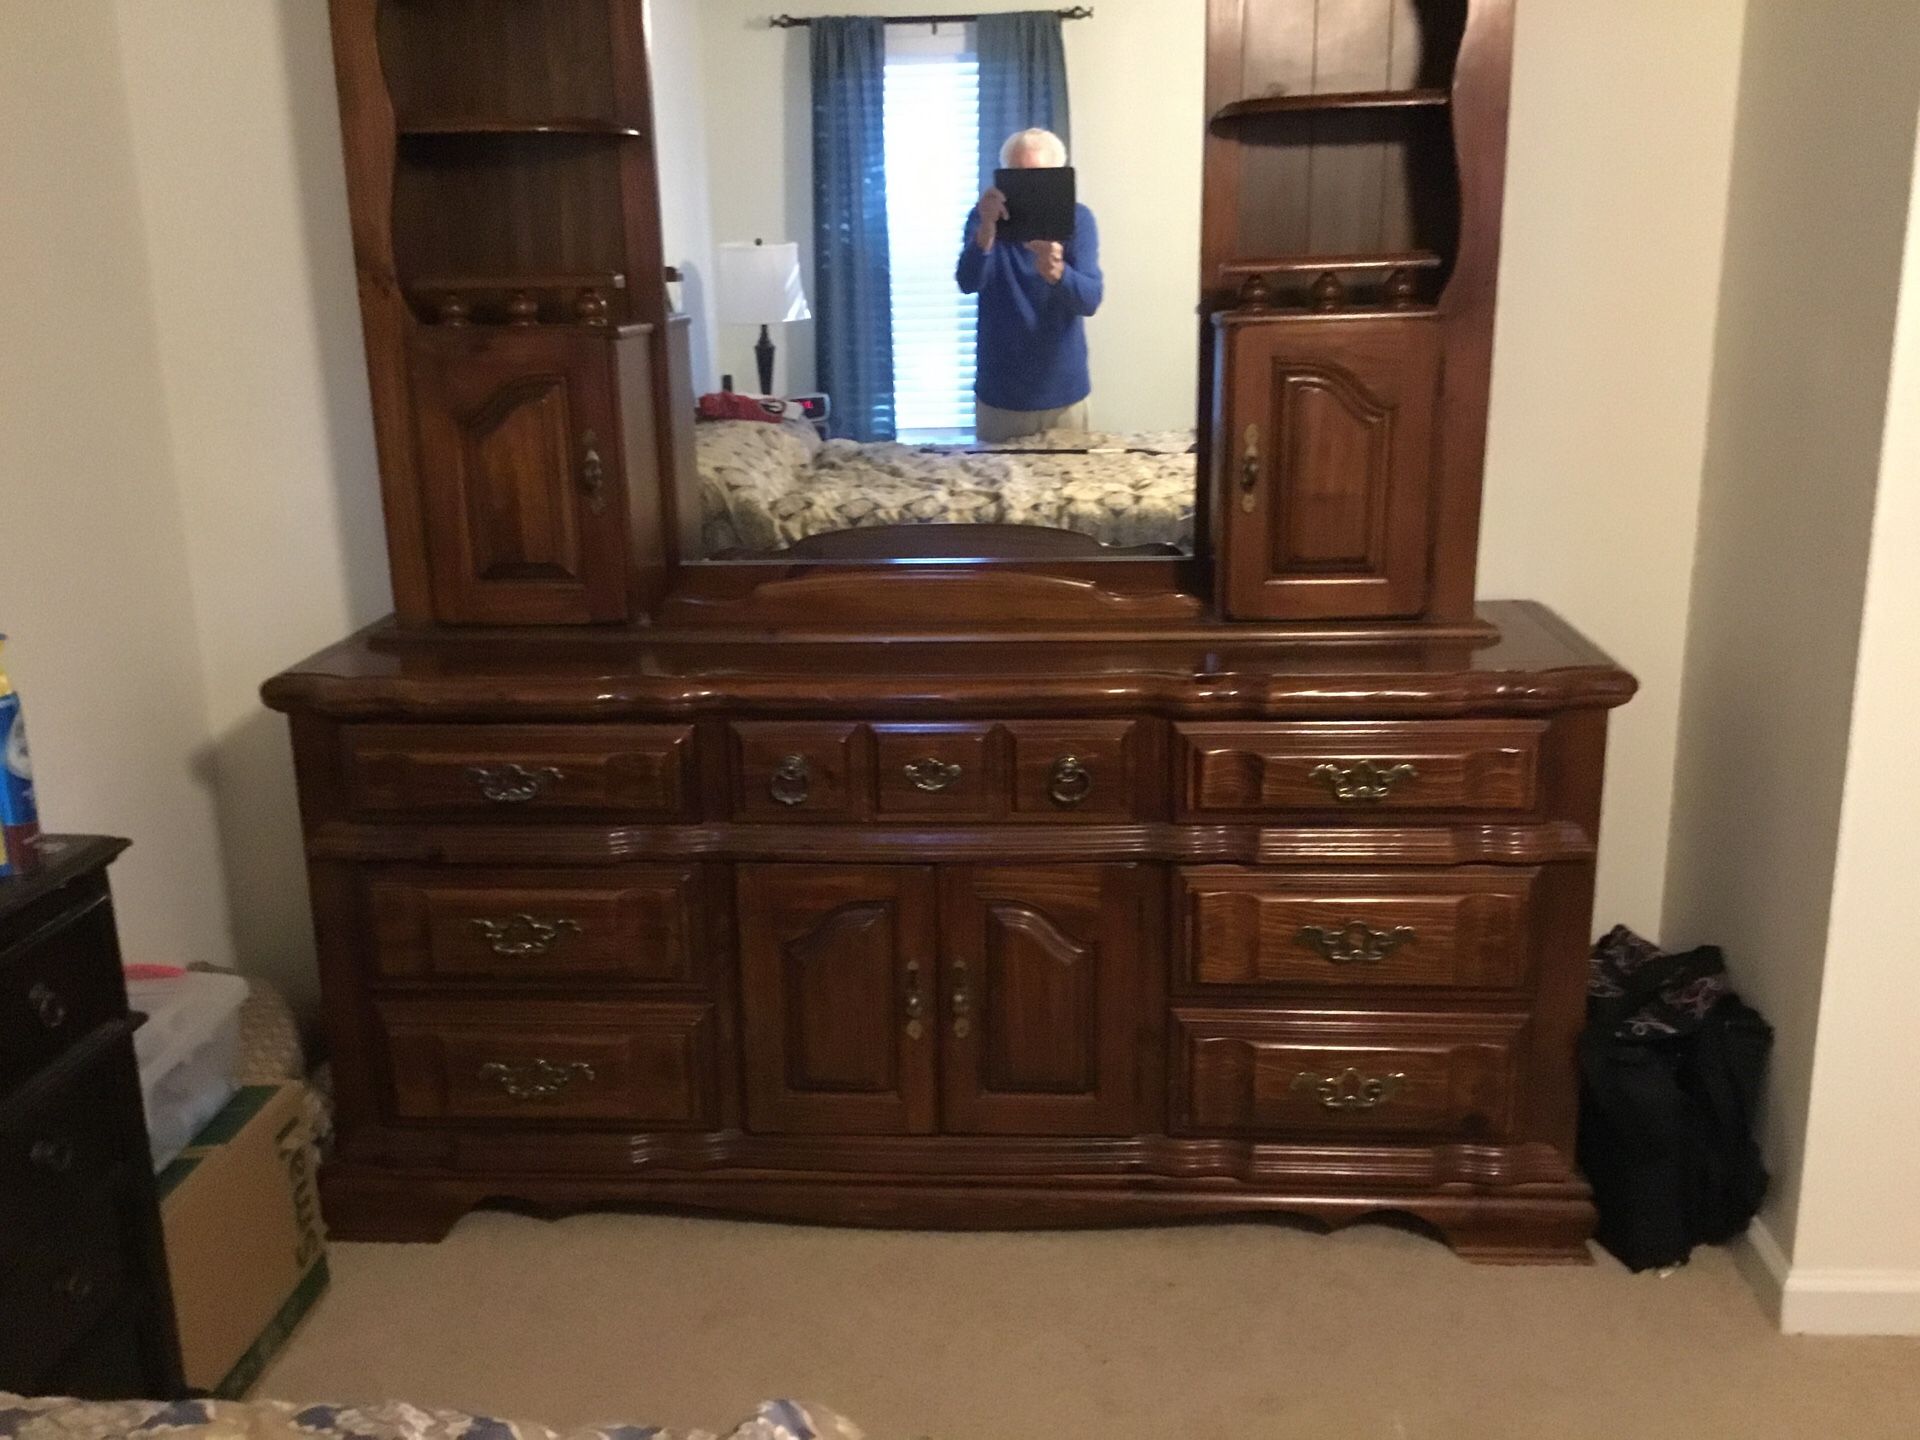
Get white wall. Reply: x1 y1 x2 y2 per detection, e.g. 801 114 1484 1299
647 0 721 391
1774 116 1920 1329
1662 0 1920 1269
1482 0 1749 938
0 1 236 972
686 0 1206 428
109 0 394 1017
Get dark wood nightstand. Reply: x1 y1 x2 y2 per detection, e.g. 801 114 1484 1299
0 837 186 1399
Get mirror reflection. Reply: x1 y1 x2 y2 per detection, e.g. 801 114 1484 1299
648 2 1206 559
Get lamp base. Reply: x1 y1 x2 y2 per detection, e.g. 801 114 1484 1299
755 325 776 396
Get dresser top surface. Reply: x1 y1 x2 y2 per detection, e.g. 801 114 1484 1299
262 601 1635 720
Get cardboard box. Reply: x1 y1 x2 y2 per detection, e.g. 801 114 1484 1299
157 1083 329 1397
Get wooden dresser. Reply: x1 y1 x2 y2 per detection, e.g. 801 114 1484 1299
271 0 1638 1261
266 604 1632 1260
0 837 186 1399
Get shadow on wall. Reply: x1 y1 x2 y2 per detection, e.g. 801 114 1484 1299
187 0 394 1024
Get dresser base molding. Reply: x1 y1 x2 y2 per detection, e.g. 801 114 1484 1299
317 1160 1596 1265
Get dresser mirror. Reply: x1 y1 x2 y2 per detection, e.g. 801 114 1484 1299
650 2 1207 562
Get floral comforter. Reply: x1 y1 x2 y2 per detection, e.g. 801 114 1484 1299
697 418 1197 554
0 1395 862 1440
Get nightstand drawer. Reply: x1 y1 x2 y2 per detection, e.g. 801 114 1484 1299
343 724 694 819
0 900 126 1097
1175 721 1546 816
0 1181 140 1384
1172 1009 1524 1139
367 865 704 986
0 1036 140 1246
1176 868 1538 993
377 998 718 1127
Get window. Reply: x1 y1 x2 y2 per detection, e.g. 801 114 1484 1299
883 30 980 443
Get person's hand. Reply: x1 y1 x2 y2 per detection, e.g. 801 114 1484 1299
1027 240 1066 284
975 187 1009 252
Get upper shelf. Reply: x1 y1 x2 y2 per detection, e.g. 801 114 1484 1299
397 118 648 139
1211 88 1451 126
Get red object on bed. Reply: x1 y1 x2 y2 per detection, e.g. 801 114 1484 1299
698 392 782 423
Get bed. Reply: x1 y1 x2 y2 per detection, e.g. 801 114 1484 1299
0 1394 863 1440
697 418 1198 556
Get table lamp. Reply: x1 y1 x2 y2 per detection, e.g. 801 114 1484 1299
717 239 813 396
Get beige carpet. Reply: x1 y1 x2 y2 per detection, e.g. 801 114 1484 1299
257 1212 1920 1439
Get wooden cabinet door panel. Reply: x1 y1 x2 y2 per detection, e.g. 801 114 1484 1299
1220 314 1441 620
737 866 937 1135
939 866 1144 1136
410 328 628 625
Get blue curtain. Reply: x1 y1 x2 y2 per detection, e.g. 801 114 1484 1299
811 17 895 441
977 12 1073 191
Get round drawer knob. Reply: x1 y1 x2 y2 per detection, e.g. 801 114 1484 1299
30 1138 77 1174
27 982 68 1030
770 755 812 808
1048 756 1094 808
55 1270 95 1304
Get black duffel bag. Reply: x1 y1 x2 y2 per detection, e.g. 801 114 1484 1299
1577 926 1773 1272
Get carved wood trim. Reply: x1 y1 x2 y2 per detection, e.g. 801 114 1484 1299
655 568 1208 629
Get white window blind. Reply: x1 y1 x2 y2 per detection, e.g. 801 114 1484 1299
883 37 980 443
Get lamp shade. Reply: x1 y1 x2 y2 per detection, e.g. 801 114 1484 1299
716 241 813 325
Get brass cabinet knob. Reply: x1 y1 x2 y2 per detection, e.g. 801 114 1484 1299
770 754 812 807
579 429 607 515
950 960 973 1039
903 959 926 1041
1048 756 1095 808
27 982 67 1031
1309 760 1418 805
904 757 964 794
467 763 564 805
1297 923 1417 967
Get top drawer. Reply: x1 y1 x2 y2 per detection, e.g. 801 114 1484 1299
1 901 127 1098
343 725 694 820
1176 721 1546 818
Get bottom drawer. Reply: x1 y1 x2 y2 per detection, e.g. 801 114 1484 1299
377 999 718 1128
0 1181 140 1387
1171 1008 1525 1140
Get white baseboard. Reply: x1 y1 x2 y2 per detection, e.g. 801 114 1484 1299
1739 1218 1920 1335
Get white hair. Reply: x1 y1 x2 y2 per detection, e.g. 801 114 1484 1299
1000 128 1069 168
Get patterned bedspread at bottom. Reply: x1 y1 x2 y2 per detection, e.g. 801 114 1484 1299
0 1395 863 1440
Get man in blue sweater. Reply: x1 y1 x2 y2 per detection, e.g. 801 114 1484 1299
956 128 1104 443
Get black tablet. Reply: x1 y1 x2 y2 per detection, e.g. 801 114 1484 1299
996 166 1077 244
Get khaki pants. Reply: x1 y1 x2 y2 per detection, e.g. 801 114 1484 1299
975 399 1091 444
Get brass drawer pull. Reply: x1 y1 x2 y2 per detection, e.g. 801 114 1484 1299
466 763 564 805
580 429 607 515
27 982 68 1031
479 1059 596 1101
1309 760 1418 805
1297 923 1417 967
950 960 972 1039
30 1138 77 1174
1048 755 1095 808
1293 1068 1407 1111
1240 423 1261 514
904 959 927 1041
770 754 812 808
904 757 964 794
470 914 583 959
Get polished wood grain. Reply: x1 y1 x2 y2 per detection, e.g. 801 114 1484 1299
366 863 702 984
378 997 717 1126
342 723 693 818
1176 866 1537 991
1176 719 1545 816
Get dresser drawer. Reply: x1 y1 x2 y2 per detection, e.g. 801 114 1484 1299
0 1036 140 1246
0 899 126 1096
367 865 704 985
1175 868 1538 993
343 725 694 819
1006 721 1141 821
731 723 867 821
1172 1009 1524 1139
1176 721 1546 816
377 998 718 1127
0 1181 141 1384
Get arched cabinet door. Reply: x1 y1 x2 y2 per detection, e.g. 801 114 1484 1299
1217 312 1442 621
937 865 1146 1137
408 327 642 625
737 865 939 1135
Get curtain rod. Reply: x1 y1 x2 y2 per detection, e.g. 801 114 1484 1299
770 7 1093 28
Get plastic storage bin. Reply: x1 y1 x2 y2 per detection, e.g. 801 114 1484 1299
127 969 249 1172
